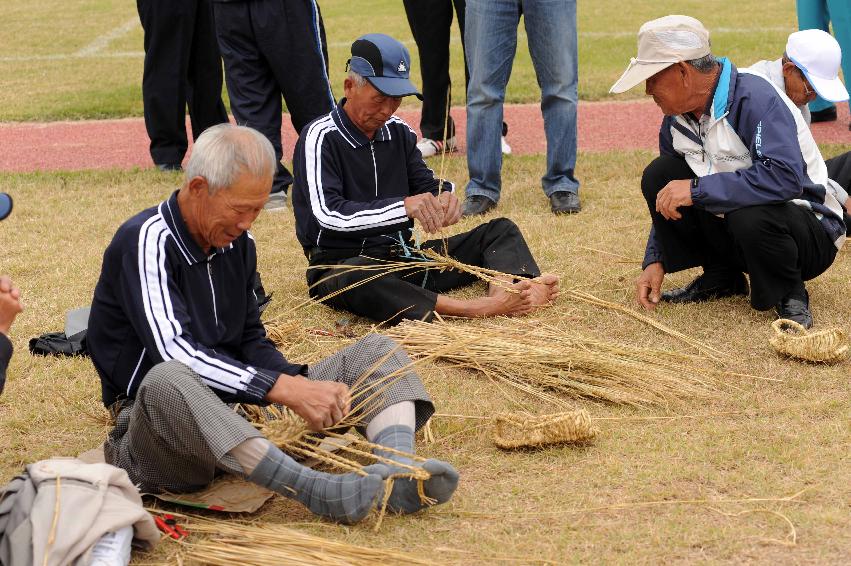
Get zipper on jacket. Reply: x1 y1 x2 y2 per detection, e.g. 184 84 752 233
206 256 219 326
370 141 378 197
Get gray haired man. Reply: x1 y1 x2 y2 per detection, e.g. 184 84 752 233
87 124 458 523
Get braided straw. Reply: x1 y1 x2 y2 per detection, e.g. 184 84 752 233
769 319 849 364
492 410 597 449
240 404 435 530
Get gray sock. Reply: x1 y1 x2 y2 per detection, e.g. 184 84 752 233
248 444 387 524
372 424 459 514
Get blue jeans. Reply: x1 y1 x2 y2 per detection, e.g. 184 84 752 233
796 0 851 113
464 0 579 202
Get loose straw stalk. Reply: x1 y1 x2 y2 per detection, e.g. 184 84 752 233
385 318 726 407
182 517 439 566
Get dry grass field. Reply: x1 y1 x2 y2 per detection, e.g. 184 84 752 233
1 149 850 563
1 0 849 562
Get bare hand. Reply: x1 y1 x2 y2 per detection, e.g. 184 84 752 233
655 179 693 220
636 262 665 311
404 193 444 233
438 192 461 228
0 275 22 336
265 375 351 431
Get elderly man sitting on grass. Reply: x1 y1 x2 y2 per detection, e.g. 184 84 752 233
291 33 558 326
87 124 458 524
611 16 846 328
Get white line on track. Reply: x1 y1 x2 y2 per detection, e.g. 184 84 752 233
0 25 794 63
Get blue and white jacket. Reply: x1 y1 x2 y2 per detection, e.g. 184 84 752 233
88 192 304 407
292 99 453 256
644 58 846 268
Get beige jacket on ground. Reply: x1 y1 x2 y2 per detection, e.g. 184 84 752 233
0 458 159 566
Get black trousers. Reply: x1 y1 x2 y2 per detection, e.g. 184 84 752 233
307 218 541 325
213 0 335 194
137 0 228 166
642 155 837 310
403 0 467 140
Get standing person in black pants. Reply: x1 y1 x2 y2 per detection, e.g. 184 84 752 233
213 0 336 211
402 0 510 158
137 0 229 171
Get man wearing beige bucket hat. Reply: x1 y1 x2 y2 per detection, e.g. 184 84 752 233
611 15 846 328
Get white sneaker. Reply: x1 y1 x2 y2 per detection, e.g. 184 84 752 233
501 135 512 155
88 525 133 566
417 136 457 158
264 191 288 212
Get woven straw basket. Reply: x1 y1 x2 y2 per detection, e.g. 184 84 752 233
769 319 849 364
492 410 597 449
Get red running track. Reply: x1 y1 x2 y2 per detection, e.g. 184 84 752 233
0 100 848 173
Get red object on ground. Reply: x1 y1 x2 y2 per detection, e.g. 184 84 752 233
0 101 847 173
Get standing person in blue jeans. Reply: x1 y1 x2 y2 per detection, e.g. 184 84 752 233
797 0 851 127
462 0 580 216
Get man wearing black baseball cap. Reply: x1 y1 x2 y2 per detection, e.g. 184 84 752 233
292 33 558 326
0 192 23 395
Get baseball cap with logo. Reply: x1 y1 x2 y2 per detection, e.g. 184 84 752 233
610 15 711 94
347 33 422 99
787 29 849 103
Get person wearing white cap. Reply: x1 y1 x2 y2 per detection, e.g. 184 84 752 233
796 0 851 125
610 15 846 328
745 29 851 231
745 29 850 125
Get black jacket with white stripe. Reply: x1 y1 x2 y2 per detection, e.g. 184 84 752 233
88 191 304 408
292 99 453 257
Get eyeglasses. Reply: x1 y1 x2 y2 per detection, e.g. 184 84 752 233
797 68 816 100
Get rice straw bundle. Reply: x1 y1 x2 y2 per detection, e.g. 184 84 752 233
385 318 724 407
769 318 849 363
492 410 597 449
282 248 722 361
182 517 438 565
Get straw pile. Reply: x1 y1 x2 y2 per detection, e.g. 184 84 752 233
182 517 437 565
492 410 597 449
384 318 724 407
769 318 849 363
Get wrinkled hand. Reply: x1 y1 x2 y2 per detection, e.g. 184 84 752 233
0 275 22 336
404 193 444 233
636 262 665 311
655 179 693 220
265 375 351 431
438 191 462 228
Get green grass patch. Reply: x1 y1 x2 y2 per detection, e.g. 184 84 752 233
0 0 803 121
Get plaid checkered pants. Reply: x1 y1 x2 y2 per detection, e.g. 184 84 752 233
104 334 433 493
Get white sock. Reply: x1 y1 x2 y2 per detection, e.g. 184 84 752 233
365 400 416 441
228 437 272 475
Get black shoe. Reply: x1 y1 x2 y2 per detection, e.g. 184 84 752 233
156 163 183 172
775 289 813 329
461 195 497 217
810 107 837 123
550 191 581 214
661 271 748 304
